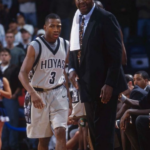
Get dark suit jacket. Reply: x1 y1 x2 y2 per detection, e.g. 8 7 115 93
130 85 148 101
139 89 150 109
69 6 127 102
145 85 150 92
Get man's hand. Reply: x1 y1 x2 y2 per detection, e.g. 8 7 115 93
100 84 113 104
67 117 78 125
30 92 45 109
120 111 130 131
11 94 17 100
69 71 79 89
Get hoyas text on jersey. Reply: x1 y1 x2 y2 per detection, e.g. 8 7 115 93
40 59 65 70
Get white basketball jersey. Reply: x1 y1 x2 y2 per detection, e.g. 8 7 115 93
31 37 67 89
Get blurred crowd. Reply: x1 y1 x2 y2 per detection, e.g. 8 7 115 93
0 0 150 74
0 0 150 150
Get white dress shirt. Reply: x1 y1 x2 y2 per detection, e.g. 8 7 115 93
79 3 95 36
69 4 95 74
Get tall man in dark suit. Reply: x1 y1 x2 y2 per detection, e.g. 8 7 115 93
69 0 127 149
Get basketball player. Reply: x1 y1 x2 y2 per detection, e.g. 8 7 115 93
19 13 71 150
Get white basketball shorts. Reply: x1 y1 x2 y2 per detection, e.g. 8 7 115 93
26 85 69 138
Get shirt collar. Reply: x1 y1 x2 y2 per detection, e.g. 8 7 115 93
144 85 148 91
79 3 95 20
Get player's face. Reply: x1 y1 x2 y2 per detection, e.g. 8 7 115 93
133 74 148 89
75 0 94 15
0 52 11 65
44 19 61 42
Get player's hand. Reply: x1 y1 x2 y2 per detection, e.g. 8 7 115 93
69 71 79 89
30 92 45 109
100 84 113 104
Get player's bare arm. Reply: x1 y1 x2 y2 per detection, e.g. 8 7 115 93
19 45 44 109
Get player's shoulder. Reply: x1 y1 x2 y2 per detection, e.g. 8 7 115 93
59 37 69 48
29 37 41 48
59 37 69 44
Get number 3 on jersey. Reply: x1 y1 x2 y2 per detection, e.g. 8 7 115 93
49 72 56 84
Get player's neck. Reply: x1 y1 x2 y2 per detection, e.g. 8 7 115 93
44 35 57 44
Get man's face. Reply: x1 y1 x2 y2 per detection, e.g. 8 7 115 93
9 22 18 32
5 33 14 45
17 15 25 25
0 52 11 65
75 0 94 15
44 19 61 42
133 74 148 89
21 30 31 41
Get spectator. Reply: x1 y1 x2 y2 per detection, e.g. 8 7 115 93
17 24 34 53
18 0 37 27
9 0 19 20
111 0 132 44
133 71 150 92
116 71 149 150
0 48 21 150
117 71 149 120
116 74 134 118
0 68 11 150
120 88 150 150
136 115 150 150
16 12 26 30
136 0 150 38
36 29 45 37
0 24 5 47
5 30 25 67
50 0 74 40
0 0 9 30
1 0 12 10
8 18 22 46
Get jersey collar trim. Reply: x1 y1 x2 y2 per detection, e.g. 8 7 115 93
39 37 60 55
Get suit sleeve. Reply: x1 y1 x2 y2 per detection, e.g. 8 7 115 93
139 91 150 109
68 51 75 70
130 90 147 101
103 13 122 88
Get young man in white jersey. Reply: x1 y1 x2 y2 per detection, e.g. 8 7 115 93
19 13 71 150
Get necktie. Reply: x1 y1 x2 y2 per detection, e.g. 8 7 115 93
77 15 85 64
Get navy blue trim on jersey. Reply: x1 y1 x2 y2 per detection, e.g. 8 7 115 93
39 36 60 55
33 39 42 68
63 39 67 54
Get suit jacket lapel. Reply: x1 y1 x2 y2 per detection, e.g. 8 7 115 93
80 7 97 65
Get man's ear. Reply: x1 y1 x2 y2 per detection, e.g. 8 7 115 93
43 25 46 31
128 81 132 86
145 79 148 84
